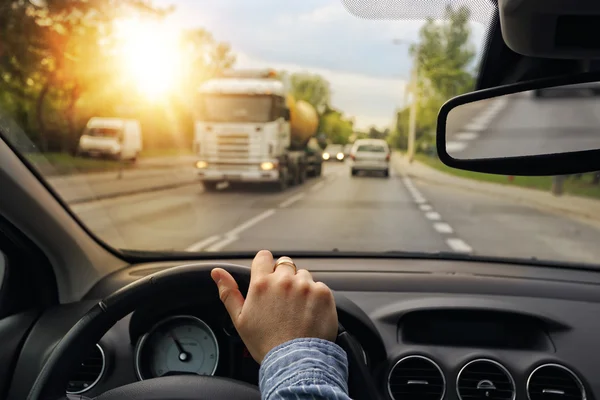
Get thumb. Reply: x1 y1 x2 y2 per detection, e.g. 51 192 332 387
211 268 245 323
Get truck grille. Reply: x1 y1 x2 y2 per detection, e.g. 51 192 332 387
216 134 249 159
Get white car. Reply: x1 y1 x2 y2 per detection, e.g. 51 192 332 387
350 139 390 177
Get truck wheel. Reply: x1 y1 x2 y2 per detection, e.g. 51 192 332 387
314 164 322 177
290 168 300 187
274 169 288 191
383 169 390 178
351 169 358 177
298 167 307 184
202 182 219 191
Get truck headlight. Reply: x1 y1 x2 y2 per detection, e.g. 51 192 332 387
336 153 344 160
196 161 208 169
323 153 330 160
260 162 276 171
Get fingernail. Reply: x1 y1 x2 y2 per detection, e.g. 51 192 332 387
211 270 221 284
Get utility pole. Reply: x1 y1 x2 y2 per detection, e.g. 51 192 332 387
407 61 418 163
393 39 418 163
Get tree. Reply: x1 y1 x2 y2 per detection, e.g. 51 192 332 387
0 0 236 152
390 5 475 152
368 126 389 139
179 28 236 96
319 108 353 144
287 73 331 113
411 5 476 100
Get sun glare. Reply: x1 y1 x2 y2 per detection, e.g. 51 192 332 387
115 18 182 98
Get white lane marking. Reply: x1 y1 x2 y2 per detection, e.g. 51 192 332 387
279 193 305 208
227 209 276 237
311 181 325 192
186 235 221 252
455 132 479 141
446 141 468 152
425 211 441 221
463 122 487 132
205 235 239 252
433 222 454 234
447 238 473 253
204 208 277 251
401 174 474 253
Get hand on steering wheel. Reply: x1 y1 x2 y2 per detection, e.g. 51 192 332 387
212 250 338 363
26 257 376 400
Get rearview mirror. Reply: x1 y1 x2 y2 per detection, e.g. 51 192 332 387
437 73 600 176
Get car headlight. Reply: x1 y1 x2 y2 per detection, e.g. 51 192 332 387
336 153 344 160
196 160 208 169
323 153 330 160
260 161 276 171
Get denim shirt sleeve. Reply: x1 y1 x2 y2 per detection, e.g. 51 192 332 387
258 338 351 400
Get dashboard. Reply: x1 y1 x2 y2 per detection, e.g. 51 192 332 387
8 257 600 400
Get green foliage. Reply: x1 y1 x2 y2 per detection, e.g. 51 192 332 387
412 5 476 100
416 153 600 199
390 5 476 150
319 108 353 145
283 72 331 114
0 0 235 153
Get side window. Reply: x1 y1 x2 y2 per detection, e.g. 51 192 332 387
273 96 287 120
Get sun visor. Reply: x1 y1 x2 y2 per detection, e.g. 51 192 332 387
499 0 600 58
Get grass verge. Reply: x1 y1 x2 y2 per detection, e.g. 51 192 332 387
26 153 132 176
414 153 600 200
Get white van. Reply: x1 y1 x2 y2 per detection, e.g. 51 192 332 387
77 118 142 161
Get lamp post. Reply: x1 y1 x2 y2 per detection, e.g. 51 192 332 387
393 39 418 163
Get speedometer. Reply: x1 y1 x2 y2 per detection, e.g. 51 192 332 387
134 315 219 380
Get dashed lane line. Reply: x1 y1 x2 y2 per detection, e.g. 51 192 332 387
400 175 473 254
425 211 442 221
205 235 239 252
446 238 473 253
279 193 305 208
433 222 454 234
226 209 276 237
186 235 221 252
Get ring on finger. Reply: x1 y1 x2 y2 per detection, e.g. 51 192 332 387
273 257 297 274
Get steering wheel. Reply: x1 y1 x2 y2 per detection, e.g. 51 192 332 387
26 263 378 400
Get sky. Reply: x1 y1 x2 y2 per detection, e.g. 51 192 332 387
154 0 494 130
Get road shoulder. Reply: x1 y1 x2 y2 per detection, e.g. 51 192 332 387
392 153 600 229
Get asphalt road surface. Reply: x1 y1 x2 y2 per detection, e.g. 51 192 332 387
446 92 600 159
69 159 600 266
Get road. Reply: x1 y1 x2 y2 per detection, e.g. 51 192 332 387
446 92 600 159
68 158 600 266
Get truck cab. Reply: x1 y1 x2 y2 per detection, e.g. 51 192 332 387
193 71 305 191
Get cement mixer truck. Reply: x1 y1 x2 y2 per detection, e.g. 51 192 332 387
193 69 323 191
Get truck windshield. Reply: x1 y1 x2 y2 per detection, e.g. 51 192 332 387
85 128 121 138
200 95 274 123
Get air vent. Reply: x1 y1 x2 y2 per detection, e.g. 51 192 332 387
387 355 446 400
457 359 515 400
66 344 105 394
527 364 586 400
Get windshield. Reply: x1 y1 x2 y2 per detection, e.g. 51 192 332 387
85 128 122 138
4 0 600 267
357 144 386 152
199 95 274 123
